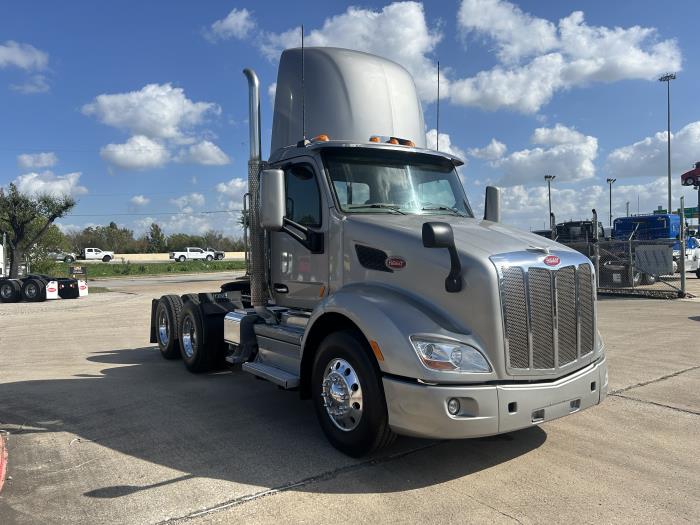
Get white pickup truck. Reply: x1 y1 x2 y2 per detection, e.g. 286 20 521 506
78 247 114 262
169 247 216 262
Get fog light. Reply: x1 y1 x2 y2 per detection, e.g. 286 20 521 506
447 398 460 415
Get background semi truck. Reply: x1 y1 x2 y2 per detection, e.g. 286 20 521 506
149 47 607 456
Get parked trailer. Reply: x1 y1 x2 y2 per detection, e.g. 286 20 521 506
150 47 607 457
0 274 87 303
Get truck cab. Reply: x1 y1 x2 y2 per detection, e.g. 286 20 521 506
150 47 607 456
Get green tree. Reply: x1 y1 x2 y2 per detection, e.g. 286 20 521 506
146 223 167 253
0 183 76 278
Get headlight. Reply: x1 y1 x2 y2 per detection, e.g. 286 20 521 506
410 336 492 373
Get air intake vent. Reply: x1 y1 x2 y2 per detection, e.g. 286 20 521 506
355 245 392 273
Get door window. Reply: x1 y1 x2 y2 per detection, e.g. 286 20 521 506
286 165 321 227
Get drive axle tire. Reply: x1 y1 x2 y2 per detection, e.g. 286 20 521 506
312 330 395 457
21 278 46 302
178 301 222 373
0 280 21 303
156 295 183 359
642 273 657 285
696 269 700 279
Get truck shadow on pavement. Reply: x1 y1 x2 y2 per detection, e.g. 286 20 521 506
0 347 547 499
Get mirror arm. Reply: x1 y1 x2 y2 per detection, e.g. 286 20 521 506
445 246 462 293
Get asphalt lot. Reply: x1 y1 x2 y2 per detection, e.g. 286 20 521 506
0 274 698 524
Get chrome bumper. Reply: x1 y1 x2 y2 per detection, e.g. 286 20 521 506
383 357 608 439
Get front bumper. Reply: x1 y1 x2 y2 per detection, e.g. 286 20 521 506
383 357 608 439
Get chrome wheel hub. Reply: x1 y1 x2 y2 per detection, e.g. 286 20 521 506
25 284 37 298
181 316 196 358
321 358 363 432
158 310 169 346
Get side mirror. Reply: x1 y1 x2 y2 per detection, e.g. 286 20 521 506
484 186 501 222
422 222 462 293
260 169 285 231
422 222 454 248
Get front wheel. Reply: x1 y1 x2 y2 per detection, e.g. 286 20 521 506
206 255 213 262
312 330 395 457
178 255 186 263
642 273 656 285
64 256 75 263
102 255 112 263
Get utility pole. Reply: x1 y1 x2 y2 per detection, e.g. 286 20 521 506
659 73 676 213
606 178 616 226
544 174 555 224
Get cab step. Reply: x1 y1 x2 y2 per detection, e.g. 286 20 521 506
242 361 300 389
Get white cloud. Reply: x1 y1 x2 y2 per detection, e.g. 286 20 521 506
100 135 170 170
452 0 681 113
176 140 230 165
208 8 256 40
468 138 507 160
0 41 48 70
10 74 50 94
458 0 558 63
130 194 150 207
260 2 444 102
216 177 247 210
171 192 205 214
606 121 700 178
425 129 466 160
493 124 598 185
500 176 698 229
82 83 219 140
17 151 58 170
13 171 87 198
268 82 276 106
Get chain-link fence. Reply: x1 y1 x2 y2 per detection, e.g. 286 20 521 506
565 239 696 298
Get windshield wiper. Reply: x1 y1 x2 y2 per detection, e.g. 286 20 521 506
347 203 406 215
421 206 466 217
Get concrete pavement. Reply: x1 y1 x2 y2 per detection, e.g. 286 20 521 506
0 277 698 524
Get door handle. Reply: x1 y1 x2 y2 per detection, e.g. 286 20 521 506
273 283 289 294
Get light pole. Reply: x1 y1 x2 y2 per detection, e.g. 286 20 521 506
606 178 616 226
544 174 555 223
659 73 676 213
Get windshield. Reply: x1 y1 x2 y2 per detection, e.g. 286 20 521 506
323 148 473 217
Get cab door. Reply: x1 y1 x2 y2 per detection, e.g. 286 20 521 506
269 160 329 310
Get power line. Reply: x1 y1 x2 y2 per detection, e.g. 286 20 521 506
66 209 242 217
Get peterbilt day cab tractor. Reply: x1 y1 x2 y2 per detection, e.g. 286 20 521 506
149 48 607 457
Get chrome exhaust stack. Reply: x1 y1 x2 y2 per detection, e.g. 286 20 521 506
243 68 267 310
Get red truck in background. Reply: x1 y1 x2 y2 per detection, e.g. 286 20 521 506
681 162 700 187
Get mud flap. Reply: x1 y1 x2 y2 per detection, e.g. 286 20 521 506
149 298 159 343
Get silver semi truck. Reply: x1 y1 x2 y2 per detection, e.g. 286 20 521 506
149 47 607 457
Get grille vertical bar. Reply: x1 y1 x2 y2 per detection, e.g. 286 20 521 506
556 266 578 365
502 267 529 369
578 264 595 356
528 268 555 369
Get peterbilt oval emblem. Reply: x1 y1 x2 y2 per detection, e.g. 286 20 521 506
385 256 406 270
543 255 561 267
47 287 57 292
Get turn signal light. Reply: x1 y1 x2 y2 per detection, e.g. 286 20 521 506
388 138 399 144
369 136 381 143
311 134 330 142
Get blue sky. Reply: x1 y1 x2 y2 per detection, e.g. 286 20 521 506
1 0 699 235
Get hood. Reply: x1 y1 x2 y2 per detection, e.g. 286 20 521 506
346 214 576 258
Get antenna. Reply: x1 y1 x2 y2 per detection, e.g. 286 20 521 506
436 60 440 152
301 25 306 141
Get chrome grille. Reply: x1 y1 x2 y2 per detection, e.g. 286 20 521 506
557 266 578 365
528 268 555 369
495 254 596 375
502 267 529 368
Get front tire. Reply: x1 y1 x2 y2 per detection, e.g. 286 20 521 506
312 330 395 457
642 273 656 285
156 295 183 359
206 255 213 262
102 255 112 263
178 255 186 263
64 256 75 263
